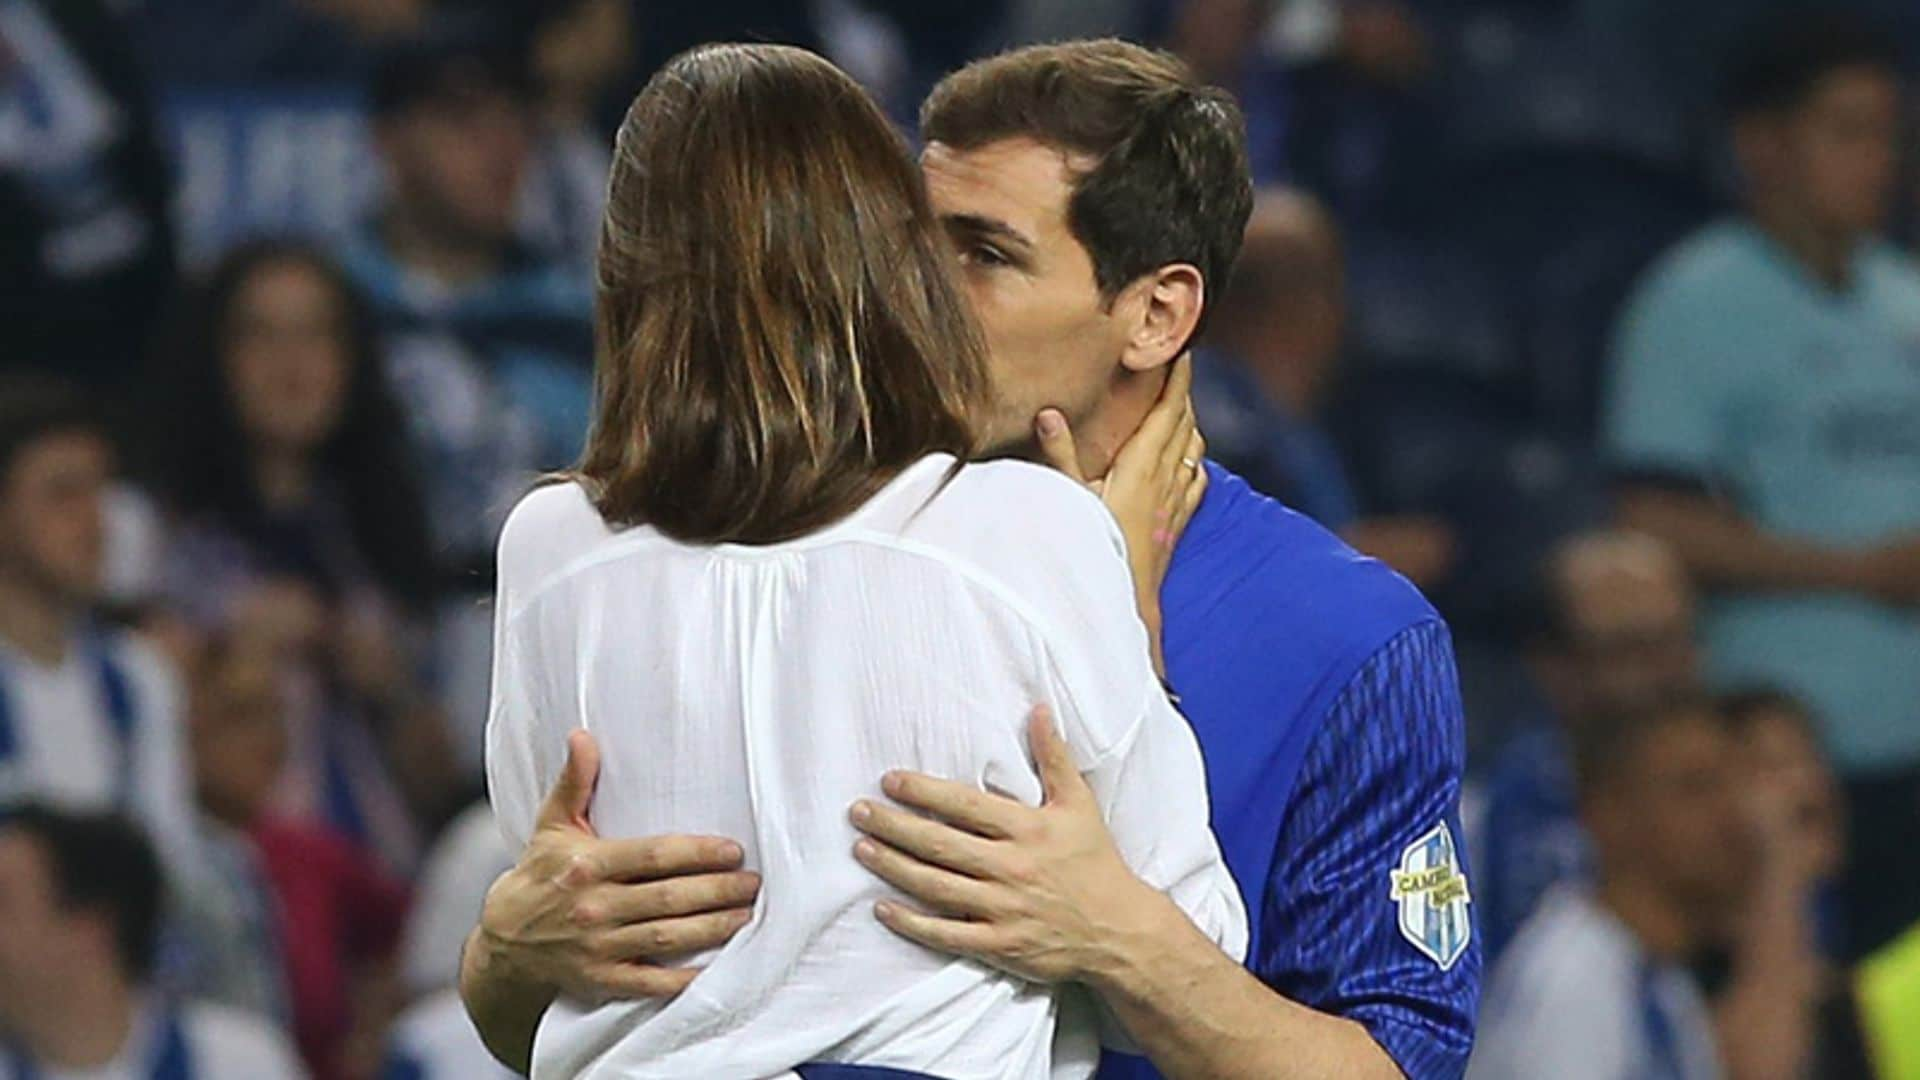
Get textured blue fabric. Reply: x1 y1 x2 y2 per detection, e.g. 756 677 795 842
1097 466 1479 1080
1256 621 1480 1079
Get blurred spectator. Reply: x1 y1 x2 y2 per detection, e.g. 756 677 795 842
1261 0 1443 226
1195 188 1457 588
133 0 429 85
178 643 292 1027
351 16 594 547
0 804 303 1078
1470 697 1753 1080
503 0 634 273
399 802 510 998
0 375 202 894
1165 0 1293 182
1603 14 1920 959
385 801 511 1080
384 988 515 1080
346 18 595 749
1475 530 1697 964
182 637 410 1080
0 0 177 407
146 240 454 872
1709 688 1846 1080
1269 0 1432 90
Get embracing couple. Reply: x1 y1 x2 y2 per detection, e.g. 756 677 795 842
468 38 1478 1080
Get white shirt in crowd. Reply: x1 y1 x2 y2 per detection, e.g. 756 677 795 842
387 988 519 1080
0 995 305 1080
487 453 1247 1080
0 631 201 880
1468 886 1722 1080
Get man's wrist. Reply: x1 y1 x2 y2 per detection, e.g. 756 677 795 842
1080 879 1192 996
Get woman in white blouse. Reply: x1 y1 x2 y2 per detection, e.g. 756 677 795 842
485 43 1245 1080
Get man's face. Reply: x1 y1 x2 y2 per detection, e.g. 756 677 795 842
0 431 110 604
922 138 1133 454
1550 551 1698 720
0 833 82 1011
1740 706 1845 882
191 648 291 828
1773 67 1901 239
1611 716 1755 924
380 85 531 246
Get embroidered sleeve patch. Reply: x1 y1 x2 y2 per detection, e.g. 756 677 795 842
1389 821 1472 970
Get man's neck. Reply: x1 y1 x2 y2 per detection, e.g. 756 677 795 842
0 573 79 666
1075 366 1172 479
20 968 137 1070
1750 200 1861 291
1598 873 1697 963
383 209 505 290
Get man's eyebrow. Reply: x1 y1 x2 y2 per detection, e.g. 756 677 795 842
941 213 1037 252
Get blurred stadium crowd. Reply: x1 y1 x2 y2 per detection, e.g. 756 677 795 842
4 0 1920 1076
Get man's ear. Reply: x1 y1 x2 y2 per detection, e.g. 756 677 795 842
1118 264 1204 374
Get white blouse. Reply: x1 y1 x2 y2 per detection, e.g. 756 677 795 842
487 453 1246 1080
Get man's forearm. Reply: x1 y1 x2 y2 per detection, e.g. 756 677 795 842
1618 488 1861 592
1085 891 1403 1080
459 924 556 1075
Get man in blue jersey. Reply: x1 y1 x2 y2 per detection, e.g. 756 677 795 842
459 40 1478 1079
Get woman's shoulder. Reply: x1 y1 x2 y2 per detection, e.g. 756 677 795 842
496 478 613 580
921 457 1117 540
897 458 1128 600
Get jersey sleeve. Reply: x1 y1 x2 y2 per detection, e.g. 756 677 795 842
1602 270 1735 488
1258 621 1480 1080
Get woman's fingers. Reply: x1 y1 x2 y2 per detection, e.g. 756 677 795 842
1173 430 1208 537
1112 355 1193 475
1035 409 1086 486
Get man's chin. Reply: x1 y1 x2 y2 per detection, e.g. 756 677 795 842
974 432 1043 464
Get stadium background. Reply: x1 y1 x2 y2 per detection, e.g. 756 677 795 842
4 0 1920 1076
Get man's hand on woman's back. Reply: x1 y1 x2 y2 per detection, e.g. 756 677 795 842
461 731 759 1069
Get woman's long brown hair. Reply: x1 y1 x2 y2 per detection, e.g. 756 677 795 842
577 43 989 544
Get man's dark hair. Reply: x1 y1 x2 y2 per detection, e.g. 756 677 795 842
0 804 163 979
1721 13 1901 120
1570 695 1722 802
368 13 532 119
922 39 1254 339
1716 686 1824 746
0 375 99 485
